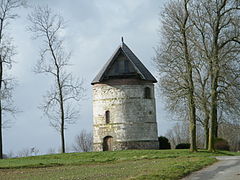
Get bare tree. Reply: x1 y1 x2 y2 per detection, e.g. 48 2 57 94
30 147 40 156
6 150 14 158
165 121 204 149
16 147 40 157
0 0 25 159
47 147 56 154
191 0 240 151
73 130 92 152
17 148 31 157
156 0 240 152
28 6 84 153
165 122 189 148
194 62 211 149
218 122 240 151
155 0 197 151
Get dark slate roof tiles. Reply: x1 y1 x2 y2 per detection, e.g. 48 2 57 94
91 42 157 84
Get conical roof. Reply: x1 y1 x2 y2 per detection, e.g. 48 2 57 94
91 41 157 85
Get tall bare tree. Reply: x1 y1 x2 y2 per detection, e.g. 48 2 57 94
155 0 197 152
191 0 240 152
165 122 190 148
156 0 240 152
194 57 211 149
0 0 25 159
28 6 84 153
73 130 92 152
218 122 240 151
165 121 205 149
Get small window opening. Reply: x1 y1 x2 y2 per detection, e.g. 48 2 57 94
105 110 110 124
144 87 151 99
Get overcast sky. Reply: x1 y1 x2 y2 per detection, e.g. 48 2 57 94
4 0 174 155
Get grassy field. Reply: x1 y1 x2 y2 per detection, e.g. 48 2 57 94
0 150 239 180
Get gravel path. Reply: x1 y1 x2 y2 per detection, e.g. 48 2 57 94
182 156 240 180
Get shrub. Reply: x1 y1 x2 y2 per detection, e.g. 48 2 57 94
158 136 171 149
175 143 190 149
214 138 230 151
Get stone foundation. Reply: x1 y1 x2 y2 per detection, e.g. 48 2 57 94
93 140 159 151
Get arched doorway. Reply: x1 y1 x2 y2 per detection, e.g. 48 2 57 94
103 136 113 151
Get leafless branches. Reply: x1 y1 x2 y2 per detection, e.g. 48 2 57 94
72 130 93 152
28 6 85 153
155 0 197 151
191 0 240 151
155 0 240 152
0 0 25 159
17 147 40 157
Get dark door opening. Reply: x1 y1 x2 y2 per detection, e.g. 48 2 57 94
103 136 113 151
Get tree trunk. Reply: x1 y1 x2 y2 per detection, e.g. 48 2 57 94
182 0 197 152
208 7 221 152
0 18 4 160
188 98 197 152
204 125 209 149
61 116 65 153
208 67 218 152
215 123 218 138
0 101 2 159
60 99 65 153
187 67 197 152
203 105 209 149
58 69 65 153
48 36 66 154
208 90 217 152
186 58 197 152
59 75 65 153
0 54 3 159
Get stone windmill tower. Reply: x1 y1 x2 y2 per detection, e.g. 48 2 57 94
91 39 158 151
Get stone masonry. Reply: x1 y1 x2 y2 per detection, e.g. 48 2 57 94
92 79 159 151
91 40 159 151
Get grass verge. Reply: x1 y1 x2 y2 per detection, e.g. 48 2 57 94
0 149 239 180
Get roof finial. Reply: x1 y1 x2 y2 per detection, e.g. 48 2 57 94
121 36 124 45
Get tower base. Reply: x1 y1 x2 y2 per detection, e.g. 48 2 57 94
93 140 159 151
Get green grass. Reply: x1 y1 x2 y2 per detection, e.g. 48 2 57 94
0 149 239 180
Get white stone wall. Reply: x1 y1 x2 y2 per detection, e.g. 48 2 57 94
92 81 158 150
